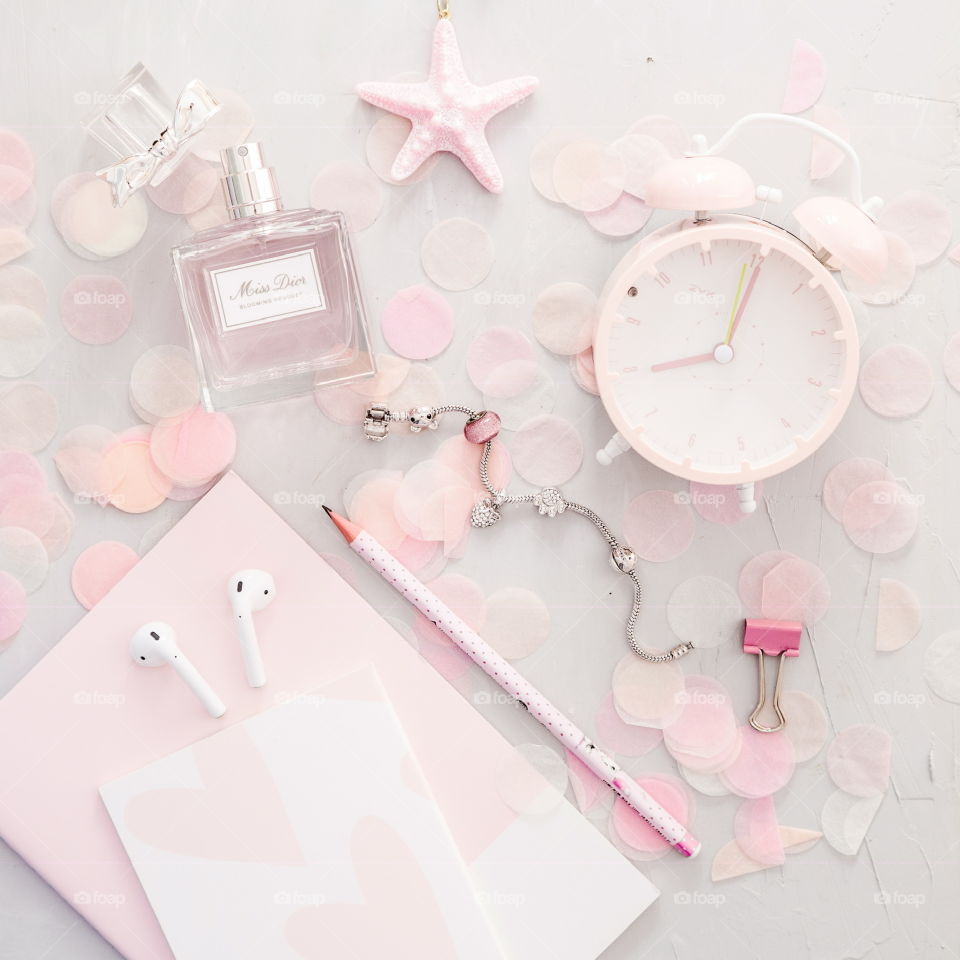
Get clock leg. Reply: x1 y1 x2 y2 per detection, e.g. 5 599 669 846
736 482 757 514
596 432 631 466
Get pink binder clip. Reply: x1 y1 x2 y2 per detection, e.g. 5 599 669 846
742 619 802 733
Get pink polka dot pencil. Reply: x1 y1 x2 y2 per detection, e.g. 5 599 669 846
323 505 701 859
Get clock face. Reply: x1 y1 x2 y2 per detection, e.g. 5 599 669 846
595 222 858 483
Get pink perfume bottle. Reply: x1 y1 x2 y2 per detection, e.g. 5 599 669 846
172 142 374 409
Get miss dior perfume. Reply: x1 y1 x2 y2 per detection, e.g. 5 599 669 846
171 142 374 409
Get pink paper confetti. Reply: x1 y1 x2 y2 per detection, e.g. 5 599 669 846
0 525 48 592
0 383 58 451
394 460 470 541
623 489 695 563
663 676 738 762
570 347 599 395
390 536 442 576
720 726 796 798
310 161 383 232
594 692 663 757
688 480 764 524
129 344 201 421
712 826 821 880
0 226 31 266
779 690 829 762
365 115 440 185
859 344 933 418
0 130 34 181
584 192 653 237
782 39 826 114
71 540 139 610
55 173 148 259
436 434 512 494
484 365 557 430
0 569 26 645
59 275 132 345
611 775 689 856
102 433 172 514
877 189 951 265
821 790 882 855
482 586 550 660
529 129 584 202
188 88 254 162
809 104 849 181
923 631 960 703
381 285 454 360
625 115 690 157
165 476 219 502
734 796 785 866
0 264 46 315
823 457 894 521
552 140 625 212
147 153 219 215
611 133 671 200
827 724 892 798
667 575 741 648
944 333 960 392
53 425 118 503
348 476 406 551
532 282 597 356
149 406 237 486
0 169 36 229
842 231 915 306
612 654 685 728
0 449 43 486
876 578 922 652
565 749 604 814
0 304 48 377
466 326 537 395
413 573 487 649
511 415 583 486
420 218 494 291
841 479 919 554
738 550 797 614
760 557 831 624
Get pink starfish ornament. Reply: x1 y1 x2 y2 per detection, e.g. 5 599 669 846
356 17 538 193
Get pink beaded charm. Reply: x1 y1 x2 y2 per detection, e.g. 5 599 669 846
464 410 501 444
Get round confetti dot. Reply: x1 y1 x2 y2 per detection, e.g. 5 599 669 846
821 790 882 856
823 458 893 521
310 160 383 232
876 577 922 652
782 39 827 114
760 557 831 624
779 690 829 762
381 285 454 360
841 479 919 554
146 153 219 215
552 140 625 212
584 192 653 237
611 133 671 199
54 425 119 503
0 130 34 180
529 129 584 202
677 766 731 798
0 265 46 315
842 231 915 306
188 88 255 162
420 218 495 291
827 724 892 797
413 573 486 647
0 570 26 645
101 435 172 514
625 115 690 157
664 676 738 760
923 630 960 703
623 489 695 563
0 526 48 592
688 480 764 524
365 115 440 185
384 361 445 415
129 345 200 420
466 326 537 394
720 726 796 799
734 796 785 866
59 275 132 345
185 190 230 232
0 304 48 377
858 344 933 418
0 164 29 205
166 476 219 502
0 226 31 266
71 541 140 610
945 333 960 392
595 692 663 757
56 174 149 259
566 751 605 815
348 476 405 551
877 189 951 265
149 406 236 486
0 383 58 451
531 282 597 356
436 434 512 493
570 347 599 395
738 550 797 614
484 365 557 430
39 495 75 561
511 415 583 486
612 654 685 728
0 169 36 229
0 449 43 485
611 775 689 856
482 586 550 660
496 743 568 817
666 576 741 648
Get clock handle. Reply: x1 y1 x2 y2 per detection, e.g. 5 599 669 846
736 482 757 514
596 432 631 466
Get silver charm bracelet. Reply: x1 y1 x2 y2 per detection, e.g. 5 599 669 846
362 402 694 663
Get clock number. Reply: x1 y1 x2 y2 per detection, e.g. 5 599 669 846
808 377 822 387
622 365 638 374
699 250 712 267
810 328 826 336
654 271 671 287
750 253 766 268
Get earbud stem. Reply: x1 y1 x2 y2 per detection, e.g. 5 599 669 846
237 617 266 688
173 653 226 718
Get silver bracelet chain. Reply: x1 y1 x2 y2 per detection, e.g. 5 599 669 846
362 402 693 663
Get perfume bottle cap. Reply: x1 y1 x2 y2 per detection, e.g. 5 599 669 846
220 142 283 219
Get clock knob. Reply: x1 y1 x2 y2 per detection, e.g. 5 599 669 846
737 482 757 514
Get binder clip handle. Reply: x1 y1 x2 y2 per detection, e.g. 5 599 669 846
742 619 802 733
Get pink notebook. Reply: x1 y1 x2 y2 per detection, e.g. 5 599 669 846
0 472 656 960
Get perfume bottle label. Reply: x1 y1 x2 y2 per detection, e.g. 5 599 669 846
210 249 326 331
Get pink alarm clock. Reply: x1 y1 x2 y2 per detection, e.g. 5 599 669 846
593 115 888 514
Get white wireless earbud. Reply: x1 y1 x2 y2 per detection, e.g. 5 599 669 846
228 569 276 688
129 621 226 718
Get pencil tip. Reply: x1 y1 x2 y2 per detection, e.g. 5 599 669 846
321 504 333 517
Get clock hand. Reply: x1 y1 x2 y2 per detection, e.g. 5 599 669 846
650 351 716 373
724 262 762 345
721 263 748 345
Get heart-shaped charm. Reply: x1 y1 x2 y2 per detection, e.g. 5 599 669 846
470 498 501 528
